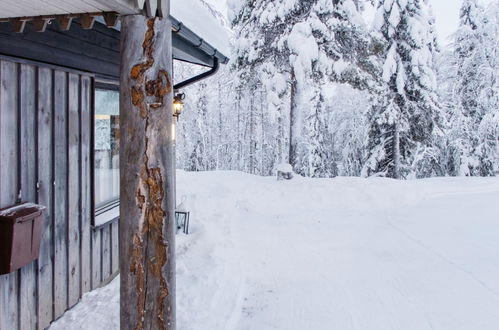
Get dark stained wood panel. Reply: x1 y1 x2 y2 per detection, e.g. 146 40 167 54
0 17 221 81
0 21 120 79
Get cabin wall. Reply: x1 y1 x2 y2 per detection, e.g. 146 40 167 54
0 56 119 330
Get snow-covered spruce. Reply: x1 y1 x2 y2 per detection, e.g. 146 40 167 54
363 0 444 179
228 0 379 177
173 0 497 180
438 0 499 177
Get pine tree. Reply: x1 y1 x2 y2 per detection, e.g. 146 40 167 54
363 0 442 179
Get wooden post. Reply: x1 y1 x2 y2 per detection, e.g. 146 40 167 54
120 13 175 330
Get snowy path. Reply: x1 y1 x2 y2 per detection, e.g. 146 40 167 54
50 172 499 330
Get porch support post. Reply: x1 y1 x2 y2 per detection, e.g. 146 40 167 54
119 13 175 330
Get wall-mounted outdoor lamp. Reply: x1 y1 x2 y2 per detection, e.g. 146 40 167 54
173 93 185 118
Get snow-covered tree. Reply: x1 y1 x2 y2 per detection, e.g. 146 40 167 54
229 0 295 173
363 0 443 179
442 0 499 176
229 0 378 177
175 0 497 180
329 84 371 176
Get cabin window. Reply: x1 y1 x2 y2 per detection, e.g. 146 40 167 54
94 88 120 226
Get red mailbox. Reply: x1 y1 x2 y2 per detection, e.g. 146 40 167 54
0 203 45 275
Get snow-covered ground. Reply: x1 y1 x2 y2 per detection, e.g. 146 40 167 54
50 171 499 330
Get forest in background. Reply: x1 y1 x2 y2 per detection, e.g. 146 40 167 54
174 0 498 179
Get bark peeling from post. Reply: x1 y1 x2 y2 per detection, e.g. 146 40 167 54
127 17 172 330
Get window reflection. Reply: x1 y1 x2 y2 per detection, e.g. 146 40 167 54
95 89 120 206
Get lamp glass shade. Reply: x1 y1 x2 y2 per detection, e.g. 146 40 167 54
173 99 184 116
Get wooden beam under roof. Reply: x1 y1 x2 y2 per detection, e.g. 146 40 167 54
0 0 169 21
0 15 227 73
0 12 118 33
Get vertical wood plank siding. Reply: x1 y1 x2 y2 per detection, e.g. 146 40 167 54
36 66 54 330
67 73 81 308
0 59 20 330
53 70 69 319
19 63 37 330
80 76 92 296
0 57 119 330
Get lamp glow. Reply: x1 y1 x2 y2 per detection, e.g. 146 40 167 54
173 93 185 118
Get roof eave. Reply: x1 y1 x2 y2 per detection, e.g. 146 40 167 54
170 16 229 66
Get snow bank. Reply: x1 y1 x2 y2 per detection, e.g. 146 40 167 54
276 163 293 173
50 172 499 330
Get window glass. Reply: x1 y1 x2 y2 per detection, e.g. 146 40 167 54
95 89 120 207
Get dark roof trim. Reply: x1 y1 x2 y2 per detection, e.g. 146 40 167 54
95 15 229 67
172 31 215 67
170 15 229 66
0 17 228 79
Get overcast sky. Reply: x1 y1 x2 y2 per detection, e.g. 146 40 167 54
431 0 494 45
207 0 495 46
362 0 495 46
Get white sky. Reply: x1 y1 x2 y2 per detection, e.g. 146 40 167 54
431 0 494 45
205 0 495 46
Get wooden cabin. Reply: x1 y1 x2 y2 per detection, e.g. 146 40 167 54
0 1 228 329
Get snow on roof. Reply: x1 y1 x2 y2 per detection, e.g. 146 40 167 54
171 0 231 57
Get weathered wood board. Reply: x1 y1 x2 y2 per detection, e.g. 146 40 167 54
0 59 20 330
36 66 55 330
19 63 37 330
0 57 119 330
68 72 81 308
53 69 69 319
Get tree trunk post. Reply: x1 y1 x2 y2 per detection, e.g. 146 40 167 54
120 13 176 330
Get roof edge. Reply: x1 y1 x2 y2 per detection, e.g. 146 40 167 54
170 15 229 65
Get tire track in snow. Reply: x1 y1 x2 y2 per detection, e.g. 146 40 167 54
385 219 499 301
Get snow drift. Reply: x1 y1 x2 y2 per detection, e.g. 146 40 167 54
51 171 499 330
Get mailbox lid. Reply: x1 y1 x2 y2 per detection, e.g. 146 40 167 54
0 202 46 224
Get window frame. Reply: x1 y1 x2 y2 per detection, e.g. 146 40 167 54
92 80 121 228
